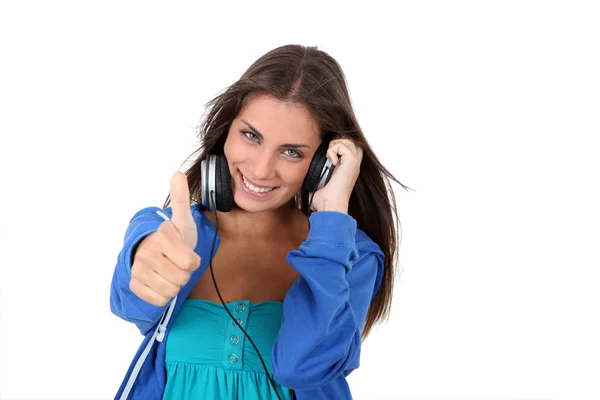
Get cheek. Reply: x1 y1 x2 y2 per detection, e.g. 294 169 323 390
280 162 310 188
224 134 244 162
223 136 241 177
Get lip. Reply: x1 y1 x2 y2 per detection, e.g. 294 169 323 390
238 171 278 199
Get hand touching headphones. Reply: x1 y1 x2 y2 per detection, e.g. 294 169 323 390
308 138 363 214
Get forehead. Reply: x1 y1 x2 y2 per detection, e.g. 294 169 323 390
236 94 321 144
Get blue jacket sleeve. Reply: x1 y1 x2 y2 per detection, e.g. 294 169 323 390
272 211 384 390
109 206 172 336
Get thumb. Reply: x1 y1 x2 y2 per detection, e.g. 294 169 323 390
170 171 196 246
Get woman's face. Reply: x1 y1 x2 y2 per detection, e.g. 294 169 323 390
223 94 322 213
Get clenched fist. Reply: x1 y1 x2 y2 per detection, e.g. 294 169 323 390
129 172 201 306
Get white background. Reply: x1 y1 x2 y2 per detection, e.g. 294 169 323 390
1 1 598 399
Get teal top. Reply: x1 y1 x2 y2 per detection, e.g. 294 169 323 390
162 298 294 399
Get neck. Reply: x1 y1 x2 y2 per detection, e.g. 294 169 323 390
210 200 306 239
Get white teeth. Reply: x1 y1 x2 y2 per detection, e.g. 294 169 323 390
242 175 275 193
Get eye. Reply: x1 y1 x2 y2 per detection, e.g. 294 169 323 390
284 149 303 159
242 131 260 142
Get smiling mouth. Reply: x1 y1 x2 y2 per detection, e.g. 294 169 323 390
240 172 279 193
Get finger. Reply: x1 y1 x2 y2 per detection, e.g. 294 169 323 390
146 269 181 299
149 253 191 287
170 171 193 234
331 139 359 156
130 277 171 307
327 143 353 164
161 241 202 273
326 148 340 166
139 232 201 274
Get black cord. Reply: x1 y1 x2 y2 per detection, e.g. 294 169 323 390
208 191 285 400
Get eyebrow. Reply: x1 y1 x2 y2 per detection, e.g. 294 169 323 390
241 120 312 150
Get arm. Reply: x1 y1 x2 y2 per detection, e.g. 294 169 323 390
109 206 169 336
272 211 384 390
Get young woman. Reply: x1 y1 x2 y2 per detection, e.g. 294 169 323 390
110 44 407 400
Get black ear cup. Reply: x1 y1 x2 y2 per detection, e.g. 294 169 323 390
303 141 335 192
214 155 233 212
200 154 233 212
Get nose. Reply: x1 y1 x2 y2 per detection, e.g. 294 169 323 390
249 151 276 181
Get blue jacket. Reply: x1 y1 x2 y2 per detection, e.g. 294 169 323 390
110 204 384 399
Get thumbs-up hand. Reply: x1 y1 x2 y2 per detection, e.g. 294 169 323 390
129 172 201 307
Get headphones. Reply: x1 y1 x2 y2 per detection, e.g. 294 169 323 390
200 140 335 212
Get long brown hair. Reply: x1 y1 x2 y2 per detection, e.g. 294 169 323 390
164 45 412 340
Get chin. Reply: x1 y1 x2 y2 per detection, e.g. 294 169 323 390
232 187 299 213
232 193 288 213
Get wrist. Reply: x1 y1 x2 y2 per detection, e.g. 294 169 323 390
319 201 348 214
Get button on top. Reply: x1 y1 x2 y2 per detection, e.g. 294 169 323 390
235 303 246 312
